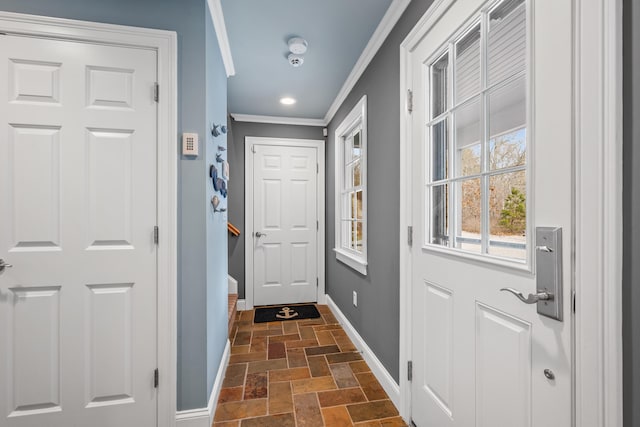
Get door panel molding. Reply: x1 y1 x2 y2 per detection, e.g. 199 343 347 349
244 137 325 309
0 12 178 427
398 0 623 425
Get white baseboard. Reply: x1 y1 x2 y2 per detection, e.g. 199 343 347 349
237 299 246 311
228 275 238 294
325 295 400 409
176 339 230 427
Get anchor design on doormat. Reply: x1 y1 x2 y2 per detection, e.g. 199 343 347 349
276 307 299 319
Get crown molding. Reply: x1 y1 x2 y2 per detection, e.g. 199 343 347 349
323 0 411 125
207 0 235 77
231 114 326 127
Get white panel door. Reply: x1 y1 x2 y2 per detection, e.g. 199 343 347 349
0 34 158 426
409 0 572 425
253 144 318 306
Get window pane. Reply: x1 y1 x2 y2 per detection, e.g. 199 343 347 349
347 191 355 219
455 24 481 103
356 190 363 220
489 170 526 259
341 193 350 221
353 160 361 187
430 184 450 246
489 78 526 170
431 53 449 118
490 128 526 170
351 221 357 250
488 0 526 85
455 97 481 176
355 221 363 252
431 119 449 181
456 178 481 253
353 131 361 158
341 220 351 249
344 135 353 164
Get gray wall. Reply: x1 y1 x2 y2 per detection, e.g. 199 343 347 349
325 0 433 383
227 120 324 298
0 0 228 411
623 0 639 424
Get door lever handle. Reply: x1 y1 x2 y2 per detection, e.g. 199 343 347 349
500 287 553 304
255 232 267 238
0 259 13 273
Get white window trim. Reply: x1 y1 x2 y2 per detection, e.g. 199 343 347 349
334 95 368 275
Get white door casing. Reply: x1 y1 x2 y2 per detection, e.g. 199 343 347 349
0 13 178 427
403 0 572 425
245 137 325 309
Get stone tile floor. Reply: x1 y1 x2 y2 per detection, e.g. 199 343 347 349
213 304 407 427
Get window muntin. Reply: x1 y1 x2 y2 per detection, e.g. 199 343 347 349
425 0 527 262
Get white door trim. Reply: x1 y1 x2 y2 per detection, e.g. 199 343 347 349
0 12 178 427
244 136 325 310
397 0 623 425
573 0 624 425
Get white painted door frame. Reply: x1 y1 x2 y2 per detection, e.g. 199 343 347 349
398 0 623 425
0 12 178 427
244 136 325 310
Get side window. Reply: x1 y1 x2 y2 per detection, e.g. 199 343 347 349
334 95 367 274
425 0 527 261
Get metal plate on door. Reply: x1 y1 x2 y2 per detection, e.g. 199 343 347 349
536 227 563 321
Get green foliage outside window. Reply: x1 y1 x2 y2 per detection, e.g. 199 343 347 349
499 188 526 233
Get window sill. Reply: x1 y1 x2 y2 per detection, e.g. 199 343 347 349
334 248 367 275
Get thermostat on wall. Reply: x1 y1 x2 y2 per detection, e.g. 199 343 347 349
182 133 199 156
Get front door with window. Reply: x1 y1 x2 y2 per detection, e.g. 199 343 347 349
408 0 573 425
0 34 159 426
250 141 319 306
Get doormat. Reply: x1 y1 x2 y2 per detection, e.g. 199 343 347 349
254 304 321 323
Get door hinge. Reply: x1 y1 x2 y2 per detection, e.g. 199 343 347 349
251 145 256 154
317 220 319 230
316 278 319 288
572 291 576 313
154 83 159 102
317 163 319 173
407 360 413 381
154 368 159 388
154 226 159 244
406 89 413 114
407 226 413 247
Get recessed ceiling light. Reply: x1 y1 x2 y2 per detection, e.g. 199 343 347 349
280 97 296 105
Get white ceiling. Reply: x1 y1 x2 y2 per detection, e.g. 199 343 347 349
220 0 397 122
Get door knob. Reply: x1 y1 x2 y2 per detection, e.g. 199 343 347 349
255 232 267 238
0 259 13 273
500 287 553 304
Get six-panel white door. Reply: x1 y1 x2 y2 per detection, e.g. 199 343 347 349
0 34 158 426
252 144 318 306
409 0 573 425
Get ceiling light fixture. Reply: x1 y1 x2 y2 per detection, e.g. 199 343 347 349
280 97 296 105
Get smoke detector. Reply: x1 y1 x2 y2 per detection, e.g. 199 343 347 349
288 37 308 54
288 53 304 67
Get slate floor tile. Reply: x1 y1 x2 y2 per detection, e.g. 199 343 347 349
214 304 404 427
